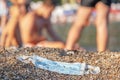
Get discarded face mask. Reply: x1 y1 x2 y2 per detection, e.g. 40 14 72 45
17 55 100 75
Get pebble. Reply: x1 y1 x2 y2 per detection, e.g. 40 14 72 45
0 47 120 79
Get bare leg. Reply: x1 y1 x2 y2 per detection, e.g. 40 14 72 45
95 2 110 52
65 6 93 50
37 41 65 49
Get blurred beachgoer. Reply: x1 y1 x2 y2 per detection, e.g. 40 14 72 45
0 0 8 31
1 0 65 48
51 6 67 24
76 0 81 4
0 0 26 47
66 0 111 52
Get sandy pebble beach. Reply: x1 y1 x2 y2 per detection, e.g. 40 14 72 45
0 47 120 80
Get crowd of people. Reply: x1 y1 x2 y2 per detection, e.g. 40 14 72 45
30 1 120 24
0 0 113 52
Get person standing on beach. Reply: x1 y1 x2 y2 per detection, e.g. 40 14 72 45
66 0 111 52
1 0 65 48
0 0 8 30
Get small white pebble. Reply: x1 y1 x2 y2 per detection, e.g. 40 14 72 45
66 51 74 55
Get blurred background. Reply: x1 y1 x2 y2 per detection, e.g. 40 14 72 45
0 0 120 51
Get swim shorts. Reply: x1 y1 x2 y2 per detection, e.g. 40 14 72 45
80 0 111 7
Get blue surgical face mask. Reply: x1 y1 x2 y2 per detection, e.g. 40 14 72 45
17 55 100 75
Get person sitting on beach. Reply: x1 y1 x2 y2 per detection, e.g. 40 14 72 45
1 0 65 48
66 0 111 52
